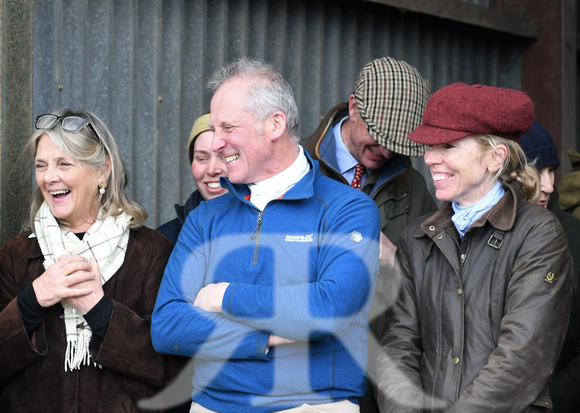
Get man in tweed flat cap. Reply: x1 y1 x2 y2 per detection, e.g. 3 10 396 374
302 56 438 413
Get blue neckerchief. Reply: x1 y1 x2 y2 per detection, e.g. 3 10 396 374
452 181 505 239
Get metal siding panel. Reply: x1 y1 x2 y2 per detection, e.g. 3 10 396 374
248 0 268 58
180 0 209 203
33 0 59 115
301 1 324 137
133 0 161 221
109 0 136 193
60 0 87 106
285 0 306 117
319 3 344 120
206 0 229 78
32 0 525 230
265 0 287 67
158 1 185 223
84 0 112 116
227 0 249 58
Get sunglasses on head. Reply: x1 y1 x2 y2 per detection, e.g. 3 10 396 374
35 114 101 143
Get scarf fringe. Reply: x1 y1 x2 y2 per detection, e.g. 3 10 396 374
65 329 92 371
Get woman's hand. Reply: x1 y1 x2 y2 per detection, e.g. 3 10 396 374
64 257 105 314
32 255 98 309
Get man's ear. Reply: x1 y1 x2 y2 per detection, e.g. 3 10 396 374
348 94 358 119
268 111 287 141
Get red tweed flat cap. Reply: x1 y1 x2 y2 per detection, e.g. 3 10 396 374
409 82 534 145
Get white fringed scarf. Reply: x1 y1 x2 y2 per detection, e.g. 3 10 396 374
34 202 131 371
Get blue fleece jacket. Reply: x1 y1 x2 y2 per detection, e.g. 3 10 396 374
152 156 380 412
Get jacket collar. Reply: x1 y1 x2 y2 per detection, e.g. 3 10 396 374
315 104 410 197
416 181 519 238
174 190 204 225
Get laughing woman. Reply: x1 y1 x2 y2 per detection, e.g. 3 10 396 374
376 84 575 413
0 108 183 412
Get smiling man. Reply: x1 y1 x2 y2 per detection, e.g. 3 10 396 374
151 57 380 412
302 57 438 413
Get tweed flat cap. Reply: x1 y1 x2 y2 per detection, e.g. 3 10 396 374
354 57 431 157
409 83 534 145
188 113 211 164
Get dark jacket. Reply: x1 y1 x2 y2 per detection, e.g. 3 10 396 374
302 102 437 246
377 182 575 413
548 189 580 412
157 190 204 245
0 227 185 413
302 102 438 413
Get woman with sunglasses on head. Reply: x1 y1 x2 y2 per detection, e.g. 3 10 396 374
376 84 574 412
0 108 184 412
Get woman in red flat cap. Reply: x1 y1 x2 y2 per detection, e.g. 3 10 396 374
376 83 574 413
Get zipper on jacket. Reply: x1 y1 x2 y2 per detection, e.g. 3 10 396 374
250 211 263 264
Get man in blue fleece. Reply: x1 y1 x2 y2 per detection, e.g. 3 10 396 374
151 57 380 413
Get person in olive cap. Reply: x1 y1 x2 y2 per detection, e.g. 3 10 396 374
377 83 574 412
520 121 580 413
302 57 438 413
157 113 228 245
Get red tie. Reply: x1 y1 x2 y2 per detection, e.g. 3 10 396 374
350 164 364 190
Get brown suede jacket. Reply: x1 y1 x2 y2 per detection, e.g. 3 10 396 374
0 226 186 413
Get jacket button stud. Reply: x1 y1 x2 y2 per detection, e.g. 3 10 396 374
429 225 435 231
457 289 462 296
437 234 443 240
453 357 460 365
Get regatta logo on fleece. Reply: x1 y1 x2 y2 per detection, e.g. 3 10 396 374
350 231 363 243
285 233 314 242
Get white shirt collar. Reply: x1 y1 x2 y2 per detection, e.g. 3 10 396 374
248 145 310 210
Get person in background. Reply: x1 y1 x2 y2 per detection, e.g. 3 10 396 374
157 113 228 245
302 56 438 413
152 57 380 412
559 149 580 219
520 120 580 412
0 108 184 412
377 83 574 412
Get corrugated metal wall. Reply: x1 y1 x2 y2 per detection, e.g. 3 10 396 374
33 0 525 229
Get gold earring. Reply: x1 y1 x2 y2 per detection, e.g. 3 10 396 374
98 181 107 194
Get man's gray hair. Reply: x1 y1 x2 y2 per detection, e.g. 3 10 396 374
207 57 300 142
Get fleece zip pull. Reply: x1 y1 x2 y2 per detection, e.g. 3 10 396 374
250 211 264 264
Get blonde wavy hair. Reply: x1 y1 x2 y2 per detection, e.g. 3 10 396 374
25 108 147 231
474 134 540 203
